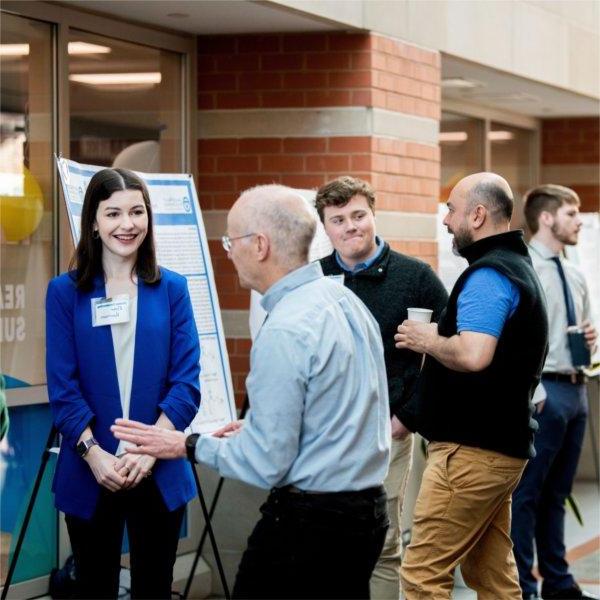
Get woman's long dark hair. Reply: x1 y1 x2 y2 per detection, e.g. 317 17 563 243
69 168 161 290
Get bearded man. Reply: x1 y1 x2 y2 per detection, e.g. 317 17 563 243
395 172 548 599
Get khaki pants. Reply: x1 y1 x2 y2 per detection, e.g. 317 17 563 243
401 443 526 600
370 434 414 600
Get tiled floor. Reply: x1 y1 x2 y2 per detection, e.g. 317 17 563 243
452 480 600 599
29 482 599 600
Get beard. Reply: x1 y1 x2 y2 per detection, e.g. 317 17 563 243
551 221 578 246
450 224 474 256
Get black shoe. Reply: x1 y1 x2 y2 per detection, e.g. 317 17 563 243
542 586 599 599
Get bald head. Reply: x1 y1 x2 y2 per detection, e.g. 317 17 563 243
231 184 316 270
455 172 514 224
444 172 514 253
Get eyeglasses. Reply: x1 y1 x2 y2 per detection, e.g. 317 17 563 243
221 233 256 252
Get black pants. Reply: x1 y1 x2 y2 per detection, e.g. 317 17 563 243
233 485 388 600
65 478 185 599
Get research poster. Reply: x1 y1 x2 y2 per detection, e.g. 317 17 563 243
56 157 236 433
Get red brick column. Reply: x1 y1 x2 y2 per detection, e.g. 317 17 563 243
197 32 441 407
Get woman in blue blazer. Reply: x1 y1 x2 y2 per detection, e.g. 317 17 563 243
46 168 200 599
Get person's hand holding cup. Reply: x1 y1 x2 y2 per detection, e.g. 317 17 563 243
395 308 437 357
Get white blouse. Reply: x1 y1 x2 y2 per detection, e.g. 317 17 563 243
111 294 137 456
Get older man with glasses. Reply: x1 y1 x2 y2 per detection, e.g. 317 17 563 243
113 184 391 600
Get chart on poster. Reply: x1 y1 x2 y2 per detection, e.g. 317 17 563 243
56 156 236 433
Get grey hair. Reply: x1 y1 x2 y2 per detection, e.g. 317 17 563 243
467 180 514 223
239 185 316 270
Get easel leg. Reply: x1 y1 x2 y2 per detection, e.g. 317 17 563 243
182 476 224 599
191 467 231 600
1 426 57 600
183 395 249 599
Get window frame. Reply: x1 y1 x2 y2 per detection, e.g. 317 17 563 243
442 97 540 182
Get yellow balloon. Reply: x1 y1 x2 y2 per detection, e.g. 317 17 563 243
0 167 44 242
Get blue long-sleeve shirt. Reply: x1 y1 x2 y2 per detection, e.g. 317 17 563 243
195 262 391 491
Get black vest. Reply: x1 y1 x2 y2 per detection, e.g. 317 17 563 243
415 230 549 459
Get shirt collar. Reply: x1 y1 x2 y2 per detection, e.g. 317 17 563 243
260 262 324 313
529 238 559 260
335 236 384 273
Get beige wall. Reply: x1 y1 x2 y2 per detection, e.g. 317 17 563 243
272 0 600 99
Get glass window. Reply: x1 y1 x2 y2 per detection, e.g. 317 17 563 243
0 12 54 389
439 111 484 203
490 122 534 230
1 15 57 586
1 10 192 590
69 30 183 172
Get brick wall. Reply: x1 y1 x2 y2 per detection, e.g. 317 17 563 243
225 338 251 406
541 117 599 212
198 135 440 238
198 33 439 118
197 32 441 407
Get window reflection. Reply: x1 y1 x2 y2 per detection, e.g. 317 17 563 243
69 30 182 173
440 112 484 202
490 123 534 230
0 12 53 387
1 13 56 585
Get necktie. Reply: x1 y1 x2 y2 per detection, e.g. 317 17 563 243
550 256 577 326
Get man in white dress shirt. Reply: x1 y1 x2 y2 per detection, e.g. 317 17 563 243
511 184 598 600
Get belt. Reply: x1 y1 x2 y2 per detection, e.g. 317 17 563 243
286 486 328 495
542 372 587 385
276 485 385 498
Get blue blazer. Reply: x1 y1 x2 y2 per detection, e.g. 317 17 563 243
46 267 200 519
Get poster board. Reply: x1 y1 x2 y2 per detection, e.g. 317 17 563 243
56 157 236 433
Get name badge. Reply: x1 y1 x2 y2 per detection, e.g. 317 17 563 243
91 295 130 327
327 274 345 286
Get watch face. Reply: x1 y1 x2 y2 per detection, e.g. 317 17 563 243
77 437 97 457
186 434 199 462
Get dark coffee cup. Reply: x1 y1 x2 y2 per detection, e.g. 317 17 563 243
567 326 591 367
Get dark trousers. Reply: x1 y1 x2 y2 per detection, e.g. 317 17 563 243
232 485 388 600
65 478 185 599
511 380 588 597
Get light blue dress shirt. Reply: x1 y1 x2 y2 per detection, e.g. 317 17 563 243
335 236 384 273
195 262 391 491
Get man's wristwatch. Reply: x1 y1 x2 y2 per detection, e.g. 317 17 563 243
185 433 200 463
76 437 98 458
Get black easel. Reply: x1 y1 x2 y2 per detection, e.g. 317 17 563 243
1 426 58 600
0 426 231 600
190 466 231 599
183 395 250 600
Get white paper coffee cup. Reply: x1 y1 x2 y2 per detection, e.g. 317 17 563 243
407 308 433 323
